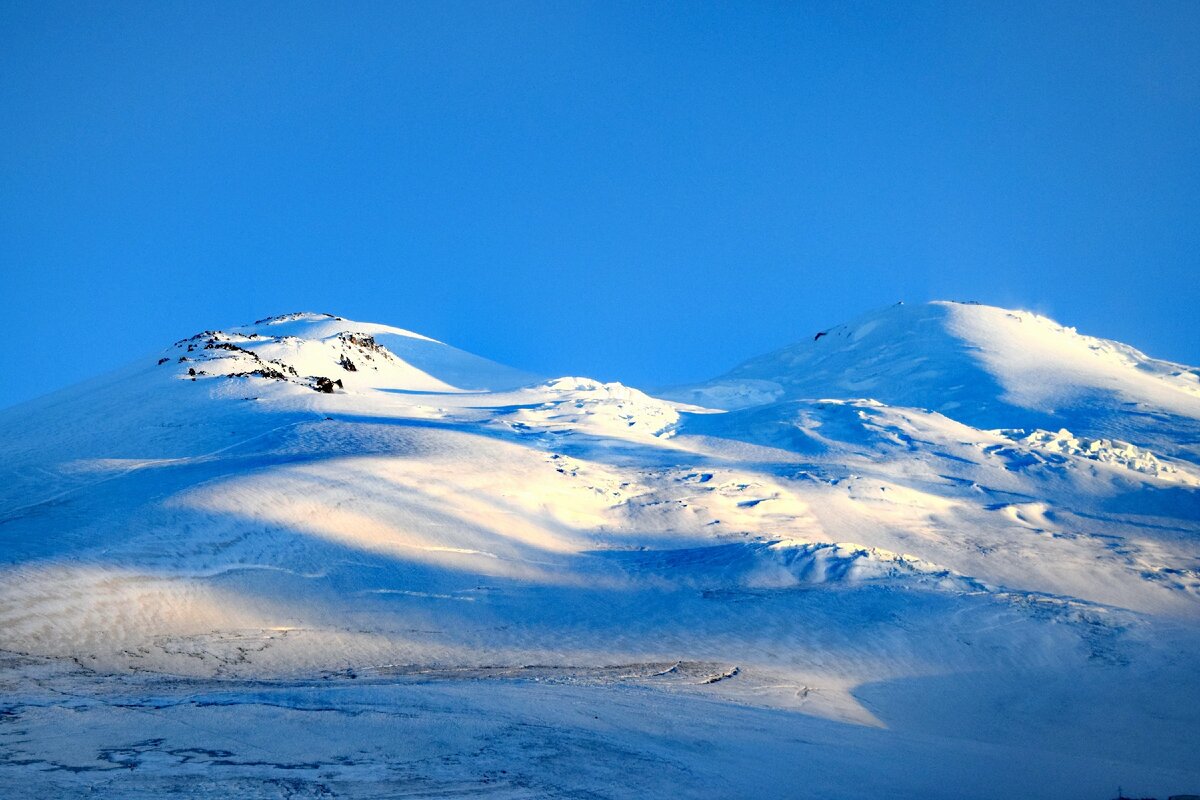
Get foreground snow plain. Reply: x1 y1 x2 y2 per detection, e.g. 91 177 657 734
1 302 1198 798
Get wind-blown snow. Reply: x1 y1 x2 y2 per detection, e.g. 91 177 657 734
0 302 1197 799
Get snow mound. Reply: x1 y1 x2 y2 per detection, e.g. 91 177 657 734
495 377 681 438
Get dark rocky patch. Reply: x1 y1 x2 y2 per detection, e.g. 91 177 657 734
230 368 291 382
174 330 220 346
337 332 390 361
205 341 255 355
252 312 340 325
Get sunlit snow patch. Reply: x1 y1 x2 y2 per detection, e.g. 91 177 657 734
996 427 1200 485
493 377 681 439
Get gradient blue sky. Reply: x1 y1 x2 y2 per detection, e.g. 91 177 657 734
2 1 1198 408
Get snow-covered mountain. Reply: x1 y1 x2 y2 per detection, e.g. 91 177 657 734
667 300 1200 459
1 302 1198 799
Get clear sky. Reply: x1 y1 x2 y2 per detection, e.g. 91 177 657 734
2 1 1198 409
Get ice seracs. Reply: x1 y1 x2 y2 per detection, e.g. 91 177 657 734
995 427 1200 486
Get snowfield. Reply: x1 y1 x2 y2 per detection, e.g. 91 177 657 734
1 302 1198 799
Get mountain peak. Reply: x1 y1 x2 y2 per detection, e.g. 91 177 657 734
157 312 536 396
666 300 1200 458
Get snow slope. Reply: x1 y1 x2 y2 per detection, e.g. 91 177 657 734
1 303 1198 799
666 300 1200 460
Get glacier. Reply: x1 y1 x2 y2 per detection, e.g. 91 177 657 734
0 301 1197 799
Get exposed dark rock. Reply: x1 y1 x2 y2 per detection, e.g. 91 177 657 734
313 376 337 393
339 355 357 372
229 367 289 382
157 357 169 365
174 330 222 346
253 312 338 325
205 341 255 355
337 332 390 361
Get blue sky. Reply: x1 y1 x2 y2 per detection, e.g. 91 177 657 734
2 1 1198 409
